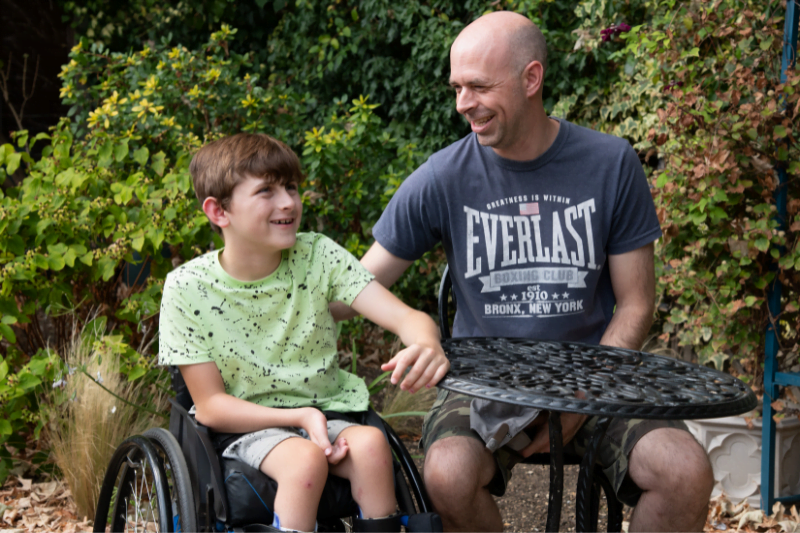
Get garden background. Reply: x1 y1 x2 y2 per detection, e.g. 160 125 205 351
0 0 798 527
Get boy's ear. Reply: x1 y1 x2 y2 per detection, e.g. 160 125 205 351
202 197 229 229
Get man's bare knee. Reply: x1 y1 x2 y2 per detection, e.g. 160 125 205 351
424 437 495 500
630 428 713 499
423 437 504 531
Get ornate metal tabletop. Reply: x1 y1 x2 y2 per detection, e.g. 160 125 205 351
440 338 757 419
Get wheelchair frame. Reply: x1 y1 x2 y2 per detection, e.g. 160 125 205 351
94 370 436 532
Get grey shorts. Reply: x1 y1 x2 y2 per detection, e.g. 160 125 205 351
222 419 357 470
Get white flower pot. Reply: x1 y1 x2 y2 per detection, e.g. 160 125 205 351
685 416 800 508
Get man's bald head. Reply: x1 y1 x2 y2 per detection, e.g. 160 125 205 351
452 11 547 75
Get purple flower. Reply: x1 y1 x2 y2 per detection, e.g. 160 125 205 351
600 23 631 43
663 81 684 92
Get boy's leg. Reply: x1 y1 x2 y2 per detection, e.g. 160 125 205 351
328 425 397 518
260 437 330 532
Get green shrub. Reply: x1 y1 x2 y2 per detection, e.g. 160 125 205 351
58 0 656 154
0 27 436 481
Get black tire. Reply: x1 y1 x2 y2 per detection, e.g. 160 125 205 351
94 435 172 532
144 428 197 533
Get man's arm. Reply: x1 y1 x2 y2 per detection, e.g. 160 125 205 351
599 242 656 350
330 242 414 321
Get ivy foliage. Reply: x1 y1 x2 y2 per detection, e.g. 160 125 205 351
622 0 799 377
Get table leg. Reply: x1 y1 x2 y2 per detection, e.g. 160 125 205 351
545 412 564 533
575 416 612 533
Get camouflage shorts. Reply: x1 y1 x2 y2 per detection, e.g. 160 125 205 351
420 389 688 505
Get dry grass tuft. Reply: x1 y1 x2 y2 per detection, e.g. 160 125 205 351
43 335 168 519
380 385 438 437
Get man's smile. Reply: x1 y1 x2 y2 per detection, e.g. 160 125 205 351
471 115 495 132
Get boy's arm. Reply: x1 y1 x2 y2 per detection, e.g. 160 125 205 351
349 280 449 393
179 362 336 457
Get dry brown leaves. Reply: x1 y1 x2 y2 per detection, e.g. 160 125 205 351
0 476 92 533
2 471 799 532
705 494 800 533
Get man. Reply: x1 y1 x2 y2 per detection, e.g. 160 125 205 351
335 11 714 532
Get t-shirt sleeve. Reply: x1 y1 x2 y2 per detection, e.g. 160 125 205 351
317 236 375 305
371 160 444 261
607 145 663 255
158 272 215 367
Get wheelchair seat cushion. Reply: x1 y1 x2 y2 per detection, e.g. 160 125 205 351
217 410 375 527
223 458 358 526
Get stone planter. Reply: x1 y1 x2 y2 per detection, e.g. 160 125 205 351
685 416 800 508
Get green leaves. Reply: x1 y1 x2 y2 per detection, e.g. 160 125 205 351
151 152 165 176
98 141 114 168
0 315 17 344
133 146 149 166
646 0 798 376
114 140 129 163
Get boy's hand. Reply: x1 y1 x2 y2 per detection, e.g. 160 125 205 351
381 344 450 394
327 437 349 465
298 407 334 457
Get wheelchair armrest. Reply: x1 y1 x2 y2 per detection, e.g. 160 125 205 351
376 412 434 515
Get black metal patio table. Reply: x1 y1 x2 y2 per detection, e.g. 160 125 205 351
437 337 757 532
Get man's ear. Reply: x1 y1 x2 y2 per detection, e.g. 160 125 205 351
202 197 229 229
522 60 545 99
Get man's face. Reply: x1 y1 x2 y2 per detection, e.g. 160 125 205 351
449 39 528 154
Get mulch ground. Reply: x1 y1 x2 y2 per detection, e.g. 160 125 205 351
3 447 797 532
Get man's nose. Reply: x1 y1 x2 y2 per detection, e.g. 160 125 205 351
455 88 475 115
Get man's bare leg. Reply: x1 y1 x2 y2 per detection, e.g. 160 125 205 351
627 428 714 531
423 436 503 532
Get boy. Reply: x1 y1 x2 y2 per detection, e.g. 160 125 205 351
158 133 449 532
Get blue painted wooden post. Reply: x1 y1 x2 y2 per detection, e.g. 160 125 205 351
761 0 800 513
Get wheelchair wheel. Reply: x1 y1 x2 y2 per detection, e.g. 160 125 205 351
144 428 197 533
94 435 172 532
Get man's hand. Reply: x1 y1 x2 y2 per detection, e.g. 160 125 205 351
381 343 450 393
519 411 588 456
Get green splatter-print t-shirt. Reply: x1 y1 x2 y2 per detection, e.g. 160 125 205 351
159 232 374 412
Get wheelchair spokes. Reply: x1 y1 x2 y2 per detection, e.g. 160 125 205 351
114 452 164 531
94 436 172 533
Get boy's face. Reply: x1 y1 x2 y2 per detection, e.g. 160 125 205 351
222 174 303 255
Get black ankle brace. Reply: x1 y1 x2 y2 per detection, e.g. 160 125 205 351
351 512 402 532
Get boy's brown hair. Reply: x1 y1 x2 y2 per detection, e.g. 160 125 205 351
189 133 303 234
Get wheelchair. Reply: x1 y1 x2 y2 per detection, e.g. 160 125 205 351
437 264 624 532
93 367 442 532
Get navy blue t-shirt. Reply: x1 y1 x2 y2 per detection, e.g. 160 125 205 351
373 119 662 343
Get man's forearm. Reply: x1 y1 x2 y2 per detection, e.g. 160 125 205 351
598 304 654 350
331 242 414 322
